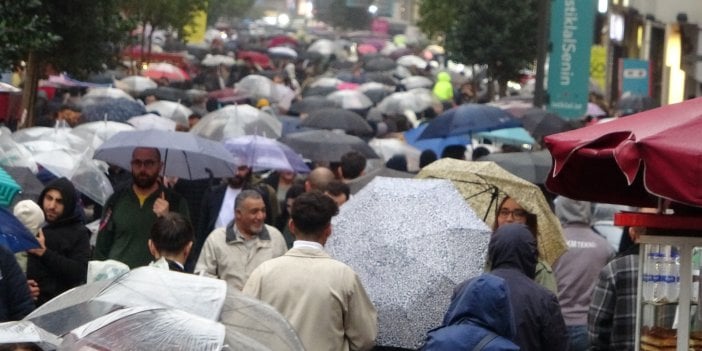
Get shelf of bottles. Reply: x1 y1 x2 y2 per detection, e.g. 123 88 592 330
636 235 702 351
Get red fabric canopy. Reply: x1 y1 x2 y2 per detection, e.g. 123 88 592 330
545 97 702 208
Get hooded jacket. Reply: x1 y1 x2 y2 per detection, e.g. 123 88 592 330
422 274 519 350
28 177 90 305
432 72 454 102
488 223 569 351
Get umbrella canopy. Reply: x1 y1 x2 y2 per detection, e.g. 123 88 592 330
279 130 379 162
346 166 415 194
60 306 225 351
310 77 344 88
71 121 136 150
368 138 422 172
0 321 61 351
478 150 552 184
224 135 309 173
307 39 337 56
25 266 227 336
400 75 433 90
191 104 283 140
127 113 177 131
12 126 86 154
288 96 338 115
615 92 658 116
301 85 337 97
146 100 193 126
267 46 297 59
94 130 238 180
2 166 43 206
84 87 134 101
301 108 373 136
520 108 573 141
81 97 147 123
139 87 191 104
404 123 470 157
545 97 702 208
396 55 427 70
327 177 492 348
220 289 305 351
326 90 373 110
0 206 40 252
419 104 521 139
0 127 38 173
364 56 397 72
142 62 190 82
114 76 157 94
201 54 236 67
235 74 279 102
358 82 393 103
377 89 436 116
475 127 536 147
416 158 567 266
237 50 271 69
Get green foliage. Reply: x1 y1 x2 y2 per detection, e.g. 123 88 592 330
207 0 256 24
121 0 206 44
418 0 538 85
0 1 58 71
313 0 371 30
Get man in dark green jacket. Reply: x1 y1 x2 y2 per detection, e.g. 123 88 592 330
94 147 189 268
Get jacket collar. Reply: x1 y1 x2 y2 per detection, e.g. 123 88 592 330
225 220 270 243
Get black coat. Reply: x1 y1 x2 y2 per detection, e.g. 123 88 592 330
0 245 34 321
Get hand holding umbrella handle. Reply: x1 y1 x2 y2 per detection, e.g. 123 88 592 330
153 191 170 217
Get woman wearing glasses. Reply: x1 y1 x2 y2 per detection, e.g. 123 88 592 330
491 196 558 294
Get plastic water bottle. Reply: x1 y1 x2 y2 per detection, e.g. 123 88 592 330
643 244 658 302
664 250 680 303
652 245 666 303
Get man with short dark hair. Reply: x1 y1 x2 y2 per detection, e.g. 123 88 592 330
338 151 367 181
244 191 377 351
323 180 350 207
27 177 91 306
94 147 190 268
148 212 194 272
195 190 286 290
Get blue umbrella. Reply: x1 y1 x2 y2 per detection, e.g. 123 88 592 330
0 207 40 252
404 123 470 157
475 127 536 147
418 104 521 139
82 97 147 123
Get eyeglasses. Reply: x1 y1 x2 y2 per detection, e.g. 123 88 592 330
498 208 528 219
130 159 159 168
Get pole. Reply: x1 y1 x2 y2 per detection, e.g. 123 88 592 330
534 0 550 108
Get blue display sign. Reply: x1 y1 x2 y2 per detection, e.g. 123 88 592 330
620 59 650 96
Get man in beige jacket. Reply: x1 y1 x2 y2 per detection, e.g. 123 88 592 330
243 191 377 351
195 190 287 290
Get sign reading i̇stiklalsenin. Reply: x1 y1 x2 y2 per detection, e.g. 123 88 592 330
547 0 596 119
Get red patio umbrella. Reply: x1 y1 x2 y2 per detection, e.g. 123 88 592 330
545 97 702 208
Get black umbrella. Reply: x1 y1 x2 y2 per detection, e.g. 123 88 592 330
279 130 379 162
301 108 373 136
139 87 192 105
520 108 572 141
366 72 398 86
81 97 147 123
478 150 552 184
615 93 659 116
301 85 337 97
289 96 338 115
365 57 397 72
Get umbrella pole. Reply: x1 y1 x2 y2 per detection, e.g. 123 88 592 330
162 149 168 179
485 187 499 222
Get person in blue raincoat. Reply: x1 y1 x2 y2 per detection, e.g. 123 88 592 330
421 273 519 350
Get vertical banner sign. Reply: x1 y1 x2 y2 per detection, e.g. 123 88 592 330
620 59 650 96
590 45 607 95
547 0 596 119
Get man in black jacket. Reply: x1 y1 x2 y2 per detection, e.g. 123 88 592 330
27 177 91 306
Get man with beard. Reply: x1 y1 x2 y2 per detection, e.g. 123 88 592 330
94 147 190 268
195 190 287 290
189 165 278 271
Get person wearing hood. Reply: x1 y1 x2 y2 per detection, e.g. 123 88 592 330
422 273 519 350
552 196 615 351
27 177 91 306
485 223 569 351
432 71 454 110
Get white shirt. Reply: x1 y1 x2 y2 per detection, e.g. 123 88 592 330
215 187 241 229
292 240 323 251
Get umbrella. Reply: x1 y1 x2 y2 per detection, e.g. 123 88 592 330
377 89 436 116
267 35 298 48
346 166 415 194
288 96 338 115
475 127 536 147
327 177 492 348
60 306 225 351
301 85 337 97
279 130 379 162
81 97 147 123
12 126 86 154
366 72 398 86
223 135 310 173
404 123 470 157
358 82 393 103
425 44 445 55
235 74 278 102
357 43 378 55
139 87 192 104
418 104 521 139
326 90 373 110
587 102 607 117
307 39 337 56
191 104 283 140
220 289 305 351
201 54 236 67
615 92 658 116
142 62 190 82
0 82 21 92
301 108 373 136
0 128 38 173
237 50 271 69
0 206 40 252
267 46 297 59
94 130 238 180
25 266 227 336
2 166 43 206
478 150 552 184
71 121 136 150
364 57 397 72
114 76 157 94
545 97 702 208
416 158 567 266
83 87 134 101
310 77 344 88
396 55 427 70
400 75 433 90
368 138 422 172
520 108 573 141
145 100 193 126
0 321 61 350
127 113 177 131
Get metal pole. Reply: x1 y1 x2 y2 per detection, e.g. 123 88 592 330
534 0 550 108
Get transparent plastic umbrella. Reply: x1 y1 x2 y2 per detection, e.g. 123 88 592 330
235 74 278 102
396 55 427 70
326 90 373 110
146 100 192 126
224 135 310 173
191 104 283 141
0 127 38 173
83 87 135 101
0 321 61 350
400 75 434 90
127 113 177 131
71 121 135 150
114 76 157 94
